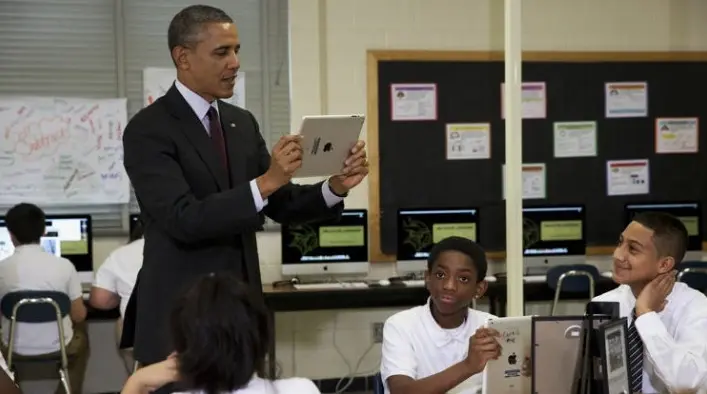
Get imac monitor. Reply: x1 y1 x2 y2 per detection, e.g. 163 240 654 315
625 202 702 261
522 205 586 275
0 215 93 282
396 208 479 276
281 209 369 276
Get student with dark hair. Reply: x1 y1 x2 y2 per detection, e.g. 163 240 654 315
380 236 501 394
121 272 320 394
90 218 145 371
0 203 88 394
594 211 707 393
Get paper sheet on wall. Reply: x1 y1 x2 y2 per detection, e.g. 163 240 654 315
553 121 597 158
655 117 698 154
0 97 130 204
503 163 546 200
446 123 491 160
142 67 246 108
606 159 649 196
390 83 437 121
605 82 648 118
501 82 547 119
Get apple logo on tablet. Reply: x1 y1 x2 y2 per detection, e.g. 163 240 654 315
323 142 333 152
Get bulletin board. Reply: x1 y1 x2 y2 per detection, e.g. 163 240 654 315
366 50 707 262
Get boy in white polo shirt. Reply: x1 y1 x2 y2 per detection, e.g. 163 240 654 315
380 236 500 394
0 203 89 394
593 211 707 394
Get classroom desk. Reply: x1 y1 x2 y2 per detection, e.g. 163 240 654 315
261 276 618 378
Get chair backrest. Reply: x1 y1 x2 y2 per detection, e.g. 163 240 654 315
373 373 384 394
0 290 71 323
546 264 600 293
677 267 707 293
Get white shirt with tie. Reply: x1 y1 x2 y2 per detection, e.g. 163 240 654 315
593 282 707 393
174 80 344 211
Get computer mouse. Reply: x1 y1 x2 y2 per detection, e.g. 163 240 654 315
378 279 391 286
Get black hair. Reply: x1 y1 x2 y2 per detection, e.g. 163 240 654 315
129 219 143 243
168 5 233 53
427 236 488 281
170 272 270 394
632 211 688 264
5 203 45 245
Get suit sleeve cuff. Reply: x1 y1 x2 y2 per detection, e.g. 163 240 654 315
321 181 345 207
250 179 269 212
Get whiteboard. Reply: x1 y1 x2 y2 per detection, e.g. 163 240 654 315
0 97 130 205
143 67 246 108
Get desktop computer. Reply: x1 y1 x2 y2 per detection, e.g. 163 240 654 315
0 215 93 283
522 205 586 275
625 201 702 261
396 208 479 277
281 209 369 276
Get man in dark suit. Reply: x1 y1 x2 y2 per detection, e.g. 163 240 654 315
122 4 368 372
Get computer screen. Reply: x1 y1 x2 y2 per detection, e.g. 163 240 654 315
280 209 368 275
396 208 479 274
522 205 586 257
0 215 92 277
625 202 702 251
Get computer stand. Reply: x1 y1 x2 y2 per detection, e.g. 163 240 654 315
575 315 609 394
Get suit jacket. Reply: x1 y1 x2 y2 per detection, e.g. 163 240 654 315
122 85 343 364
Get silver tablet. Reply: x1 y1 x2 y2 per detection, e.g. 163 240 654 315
293 114 365 178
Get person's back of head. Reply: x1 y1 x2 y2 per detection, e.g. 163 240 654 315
170 272 270 394
129 219 144 243
5 202 45 246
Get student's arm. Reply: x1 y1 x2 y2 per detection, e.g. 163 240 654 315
90 256 120 310
66 266 86 323
635 296 707 392
381 320 499 394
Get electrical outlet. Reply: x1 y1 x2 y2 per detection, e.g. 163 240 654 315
372 322 384 343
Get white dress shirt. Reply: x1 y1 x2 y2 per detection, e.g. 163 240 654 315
380 299 496 394
593 282 707 393
93 238 144 317
173 376 320 394
174 80 344 211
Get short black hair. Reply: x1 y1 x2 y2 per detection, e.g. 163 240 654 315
170 272 270 394
5 203 45 245
427 236 488 281
632 211 688 264
167 5 233 52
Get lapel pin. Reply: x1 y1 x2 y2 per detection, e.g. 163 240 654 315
230 123 236 128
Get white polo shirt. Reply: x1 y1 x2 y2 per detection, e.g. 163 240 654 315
0 244 82 355
93 238 143 317
174 376 320 394
380 299 496 394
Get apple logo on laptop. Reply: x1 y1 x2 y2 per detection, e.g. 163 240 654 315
508 353 517 365
323 142 333 152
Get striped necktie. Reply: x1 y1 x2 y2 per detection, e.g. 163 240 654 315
628 308 643 393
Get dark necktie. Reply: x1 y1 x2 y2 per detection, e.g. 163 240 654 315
628 308 643 393
207 106 229 173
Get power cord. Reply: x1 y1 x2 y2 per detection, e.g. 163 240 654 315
331 314 377 394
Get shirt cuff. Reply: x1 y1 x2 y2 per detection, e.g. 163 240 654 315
634 311 668 339
250 179 269 212
321 181 345 207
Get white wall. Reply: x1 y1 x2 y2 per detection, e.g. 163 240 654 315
92 0 707 380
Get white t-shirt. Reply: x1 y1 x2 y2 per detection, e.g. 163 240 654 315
0 244 82 355
93 238 143 317
173 376 321 394
380 299 496 394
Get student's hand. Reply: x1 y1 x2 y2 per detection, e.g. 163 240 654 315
122 353 179 394
328 141 368 195
635 270 677 317
464 327 501 375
